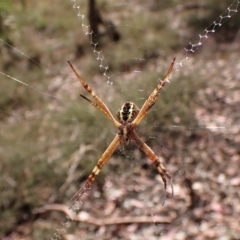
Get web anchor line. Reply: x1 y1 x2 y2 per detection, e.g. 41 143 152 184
72 1 112 83
181 0 240 67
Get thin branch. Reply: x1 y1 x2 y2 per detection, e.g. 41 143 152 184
33 204 175 226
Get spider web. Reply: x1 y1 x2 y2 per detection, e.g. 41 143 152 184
0 0 240 239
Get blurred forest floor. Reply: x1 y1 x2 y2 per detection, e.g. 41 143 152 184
1 0 240 239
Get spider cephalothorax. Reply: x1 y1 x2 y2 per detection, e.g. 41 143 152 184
68 58 175 209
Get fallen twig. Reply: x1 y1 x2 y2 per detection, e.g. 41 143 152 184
33 204 175 226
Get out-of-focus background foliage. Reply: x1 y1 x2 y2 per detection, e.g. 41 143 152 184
1 0 240 239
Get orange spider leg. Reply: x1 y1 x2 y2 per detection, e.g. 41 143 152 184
132 58 175 127
68 61 121 128
69 135 121 209
132 131 173 205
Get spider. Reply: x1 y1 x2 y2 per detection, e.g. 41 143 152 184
68 58 175 209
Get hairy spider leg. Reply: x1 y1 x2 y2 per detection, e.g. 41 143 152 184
68 61 121 128
132 58 175 127
132 131 173 205
69 135 121 209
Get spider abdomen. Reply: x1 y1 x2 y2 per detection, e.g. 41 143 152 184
117 102 139 125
